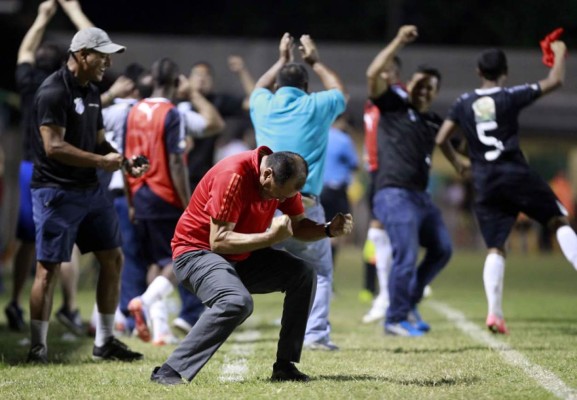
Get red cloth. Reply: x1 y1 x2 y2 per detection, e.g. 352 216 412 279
540 27 564 67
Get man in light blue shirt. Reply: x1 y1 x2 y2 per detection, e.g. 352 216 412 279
250 33 348 350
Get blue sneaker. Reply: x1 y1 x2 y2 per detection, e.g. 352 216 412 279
408 308 430 332
385 320 424 337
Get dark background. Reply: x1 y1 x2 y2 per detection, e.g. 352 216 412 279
2 0 577 91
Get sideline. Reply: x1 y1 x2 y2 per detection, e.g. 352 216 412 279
218 326 261 383
428 300 577 400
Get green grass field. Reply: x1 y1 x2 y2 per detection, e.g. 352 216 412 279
1 247 576 399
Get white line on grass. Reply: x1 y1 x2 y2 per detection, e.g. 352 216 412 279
218 326 261 383
428 300 577 400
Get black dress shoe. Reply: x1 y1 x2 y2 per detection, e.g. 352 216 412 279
150 365 185 385
271 362 311 382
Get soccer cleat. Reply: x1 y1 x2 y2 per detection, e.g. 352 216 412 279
303 340 339 351
5 301 26 332
56 306 85 336
271 362 310 382
172 317 193 334
93 336 143 361
408 307 430 332
151 365 185 385
27 344 48 364
385 320 424 337
128 297 151 342
486 314 509 335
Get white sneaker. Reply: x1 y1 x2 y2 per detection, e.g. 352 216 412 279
362 296 388 324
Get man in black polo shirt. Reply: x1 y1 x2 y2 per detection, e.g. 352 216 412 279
367 25 452 336
28 27 144 363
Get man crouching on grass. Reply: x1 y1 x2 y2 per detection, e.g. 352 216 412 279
151 146 353 385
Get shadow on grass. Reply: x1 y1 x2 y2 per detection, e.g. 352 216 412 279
0 323 92 366
312 374 481 386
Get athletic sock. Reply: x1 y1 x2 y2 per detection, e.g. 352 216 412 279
94 313 115 347
483 253 505 317
141 276 174 306
368 228 392 306
150 299 170 342
30 320 49 348
556 225 577 270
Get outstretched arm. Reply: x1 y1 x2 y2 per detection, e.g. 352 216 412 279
366 25 418 99
539 41 567 95
299 35 348 102
228 55 255 110
17 0 58 65
57 0 94 30
254 32 294 90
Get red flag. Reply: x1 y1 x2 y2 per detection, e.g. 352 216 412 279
540 27 564 67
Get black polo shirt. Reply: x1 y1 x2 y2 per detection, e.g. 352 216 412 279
31 66 104 188
371 85 441 192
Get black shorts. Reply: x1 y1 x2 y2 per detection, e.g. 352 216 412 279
134 217 179 267
473 163 566 248
320 185 350 221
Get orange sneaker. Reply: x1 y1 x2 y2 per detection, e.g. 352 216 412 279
486 314 509 334
128 297 151 342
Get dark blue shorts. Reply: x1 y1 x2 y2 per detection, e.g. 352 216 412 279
473 164 566 249
133 217 179 268
16 161 35 242
32 185 121 263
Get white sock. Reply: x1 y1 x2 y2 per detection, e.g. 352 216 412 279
95 313 115 347
90 303 98 332
150 299 170 341
30 320 49 347
141 276 174 307
556 225 577 270
368 228 392 307
483 253 505 317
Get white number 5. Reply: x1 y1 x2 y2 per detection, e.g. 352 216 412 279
476 121 504 161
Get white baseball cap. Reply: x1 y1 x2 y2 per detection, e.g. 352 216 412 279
69 27 125 54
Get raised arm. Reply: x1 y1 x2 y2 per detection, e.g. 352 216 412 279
189 88 225 135
299 35 348 101
539 41 567 95
57 0 94 30
254 32 294 89
366 25 418 99
17 0 57 65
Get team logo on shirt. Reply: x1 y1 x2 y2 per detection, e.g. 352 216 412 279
74 98 85 115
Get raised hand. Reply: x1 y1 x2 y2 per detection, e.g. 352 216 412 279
39 0 57 19
397 25 418 44
279 32 294 62
298 35 320 66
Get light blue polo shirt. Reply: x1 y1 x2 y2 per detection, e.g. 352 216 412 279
250 86 346 196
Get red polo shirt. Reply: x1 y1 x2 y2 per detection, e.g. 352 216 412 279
172 146 304 261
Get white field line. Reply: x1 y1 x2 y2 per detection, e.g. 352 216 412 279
428 300 577 400
218 326 262 383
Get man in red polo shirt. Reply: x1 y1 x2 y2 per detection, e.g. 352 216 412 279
150 146 353 385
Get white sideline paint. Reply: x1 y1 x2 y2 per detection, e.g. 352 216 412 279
428 300 577 400
218 328 261 382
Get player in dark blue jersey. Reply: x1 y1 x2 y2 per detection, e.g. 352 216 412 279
436 41 577 334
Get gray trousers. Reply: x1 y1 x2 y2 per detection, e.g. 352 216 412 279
166 247 316 381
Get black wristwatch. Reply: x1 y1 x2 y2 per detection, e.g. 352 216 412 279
324 222 334 238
